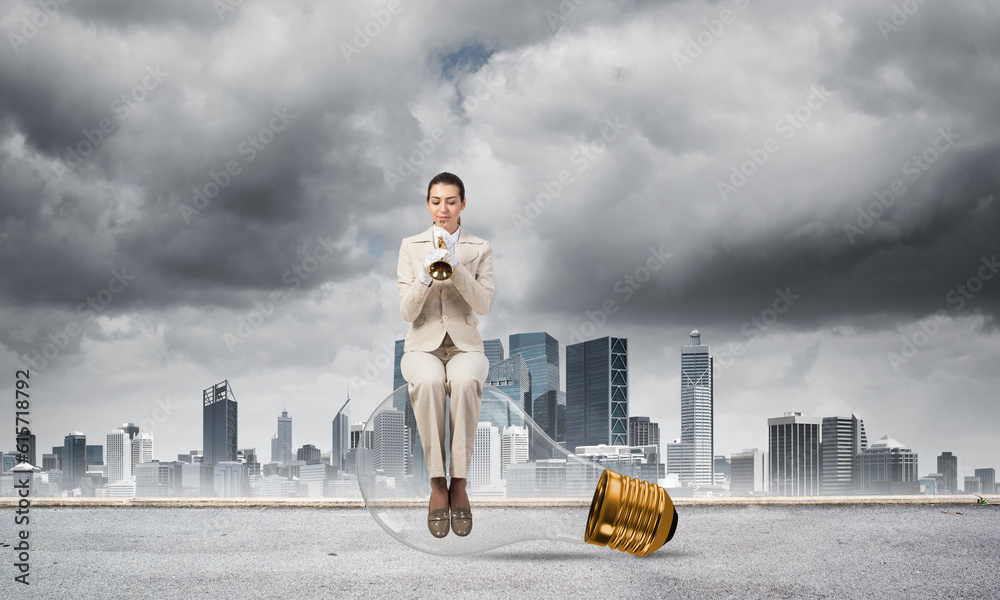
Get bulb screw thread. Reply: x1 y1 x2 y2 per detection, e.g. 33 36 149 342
584 469 678 557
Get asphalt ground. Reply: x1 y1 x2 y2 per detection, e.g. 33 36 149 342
2 503 998 599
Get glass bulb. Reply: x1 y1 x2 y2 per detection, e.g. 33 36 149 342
356 384 678 557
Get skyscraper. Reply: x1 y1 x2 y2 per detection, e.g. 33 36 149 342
271 410 293 463
393 339 422 480
132 432 153 466
106 430 132 484
680 330 713 485
203 380 238 465
769 412 821 496
372 409 405 479
500 425 529 479
119 422 139 473
484 354 531 430
120 423 139 440
332 398 350 471
510 332 563 448
821 414 867 495
296 444 321 463
974 468 996 494
483 338 505 367
85 444 104 466
469 422 501 491
63 432 87 491
566 336 628 451
856 435 919 494
937 452 958 494
629 416 660 448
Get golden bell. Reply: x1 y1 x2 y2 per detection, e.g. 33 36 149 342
428 222 453 281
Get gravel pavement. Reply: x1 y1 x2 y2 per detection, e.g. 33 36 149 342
3 504 998 599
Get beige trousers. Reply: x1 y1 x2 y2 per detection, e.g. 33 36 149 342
400 333 490 479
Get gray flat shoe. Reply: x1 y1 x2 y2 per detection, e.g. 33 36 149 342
428 508 450 538
451 506 472 537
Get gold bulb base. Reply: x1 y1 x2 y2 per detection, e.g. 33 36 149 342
584 469 678 557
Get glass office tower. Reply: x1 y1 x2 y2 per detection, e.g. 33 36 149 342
63 432 87 491
484 354 531 430
566 336 629 452
203 380 238 465
681 330 713 485
332 398 350 471
510 332 563 449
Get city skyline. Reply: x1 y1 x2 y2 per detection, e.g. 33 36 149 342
11 327 997 492
1 1 998 485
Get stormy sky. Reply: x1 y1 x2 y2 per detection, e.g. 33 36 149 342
1 0 998 483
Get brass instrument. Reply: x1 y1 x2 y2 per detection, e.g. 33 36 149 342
428 220 453 281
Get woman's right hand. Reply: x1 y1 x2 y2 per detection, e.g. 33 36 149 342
419 248 448 285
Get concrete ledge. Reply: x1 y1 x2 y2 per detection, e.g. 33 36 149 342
1 494 996 508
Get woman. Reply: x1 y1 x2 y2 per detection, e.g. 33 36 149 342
397 171 494 538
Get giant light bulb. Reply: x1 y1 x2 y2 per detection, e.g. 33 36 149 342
356 384 678 557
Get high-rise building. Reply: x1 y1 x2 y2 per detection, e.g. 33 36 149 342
120 423 139 441
372 409 405 479
566 336 628 451
484 354 531 430
271 410 293 463
106 431 132 484
332 398 350 471
937 452 958 494
393 339 422 483
510 332 563 450
680 330 713 485
974 468 996 494
629 416 660 449
42 454 57 472
132 432 153 466
731 448 769 496
769 412 821 496
500 425 529 479
392 339 416 431
483 338 505 367
469 422 501 491
51 446 63 470
349 422 370 450
964 476 982 494
856 435 919 494
63 432 87 491
296 444 321 463
85 444 104 466
203 380 238 465
821 414 867 495
665 439 689 479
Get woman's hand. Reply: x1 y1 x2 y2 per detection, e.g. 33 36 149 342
434 228 459 267
419 248 449 285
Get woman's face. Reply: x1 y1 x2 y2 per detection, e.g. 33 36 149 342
426 183 465 233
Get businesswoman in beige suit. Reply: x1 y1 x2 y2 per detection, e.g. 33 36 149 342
397 172 493 538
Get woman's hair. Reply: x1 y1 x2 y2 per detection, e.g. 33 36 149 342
426 172 465 203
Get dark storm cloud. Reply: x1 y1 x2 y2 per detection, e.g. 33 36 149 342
1 0 998 472
515 0 1000 335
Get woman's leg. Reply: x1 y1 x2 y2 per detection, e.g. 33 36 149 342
400 351 448 481
444 350 490 482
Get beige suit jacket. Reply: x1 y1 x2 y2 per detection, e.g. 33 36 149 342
397 226 494 353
